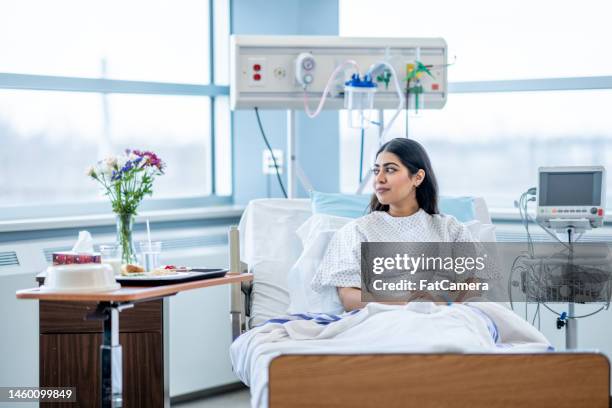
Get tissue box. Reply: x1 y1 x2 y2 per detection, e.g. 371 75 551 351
52 252 101 265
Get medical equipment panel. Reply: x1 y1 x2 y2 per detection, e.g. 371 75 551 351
230 35 447 110
536 166 606 230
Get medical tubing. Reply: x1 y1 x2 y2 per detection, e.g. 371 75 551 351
359 127 365 183
517 192 609 320
254 107 288 198
519 191 536 256
405 84 410 138
531 303 540 325
508 253 530 311
366 61 405 141
303 60 360 119
519 192 571 250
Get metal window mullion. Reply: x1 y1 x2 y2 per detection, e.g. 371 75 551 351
449 76 612 94
0 73 229 96
229 0 235 197
209 0 217 195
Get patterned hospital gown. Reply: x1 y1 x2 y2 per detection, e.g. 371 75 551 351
311 209 475 291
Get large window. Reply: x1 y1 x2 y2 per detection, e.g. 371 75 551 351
0 0 210 83
339 0 612 211
0 0 231 218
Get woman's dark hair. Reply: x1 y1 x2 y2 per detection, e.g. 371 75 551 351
369 138 439 215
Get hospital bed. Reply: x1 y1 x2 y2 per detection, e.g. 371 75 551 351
233 198 611 408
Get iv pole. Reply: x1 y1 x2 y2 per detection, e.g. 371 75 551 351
565 228 578 349
286 109 313 198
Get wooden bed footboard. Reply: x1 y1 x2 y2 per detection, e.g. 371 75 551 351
269 353 610 408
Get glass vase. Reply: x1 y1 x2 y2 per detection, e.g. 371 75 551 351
116 212 137 265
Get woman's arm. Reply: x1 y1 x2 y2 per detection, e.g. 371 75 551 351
337 287 368 312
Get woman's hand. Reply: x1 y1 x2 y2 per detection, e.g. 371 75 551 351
338 287 449 311
406 290 448 305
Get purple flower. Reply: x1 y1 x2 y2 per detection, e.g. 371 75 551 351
121 161 134 173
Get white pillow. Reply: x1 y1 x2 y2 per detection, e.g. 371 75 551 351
463 219 497 242
479 223 497 242
287 214 351 314
239 199 312 327
296 212 352 245
464 220 482 241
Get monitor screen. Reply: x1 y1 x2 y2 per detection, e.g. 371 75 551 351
539 171 602 206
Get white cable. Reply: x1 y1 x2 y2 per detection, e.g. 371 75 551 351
366 61 405 142
354 62 405 194
303 60 360 119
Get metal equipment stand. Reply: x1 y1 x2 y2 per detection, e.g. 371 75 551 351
565 229 578 349
286 110 313 198
88 302 134 408
356 109 387 194
566 302 577 349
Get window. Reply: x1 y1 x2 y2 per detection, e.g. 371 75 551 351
0 0 231 218
341 0 612 81
340 0 612 210
0 0 210 83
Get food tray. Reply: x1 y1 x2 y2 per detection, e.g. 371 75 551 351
116 268 228 286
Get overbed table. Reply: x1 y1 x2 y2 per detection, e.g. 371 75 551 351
16 272 253 408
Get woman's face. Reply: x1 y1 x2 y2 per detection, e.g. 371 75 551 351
372 151 424 206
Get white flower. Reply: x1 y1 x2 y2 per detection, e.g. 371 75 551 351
85 166 96 177
103 156 118 168
99 164 113 176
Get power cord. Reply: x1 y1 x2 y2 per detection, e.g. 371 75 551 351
543 303 608 319
514 187 609 323
254 107 288 198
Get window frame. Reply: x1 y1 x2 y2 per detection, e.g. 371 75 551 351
449 75 612 219
340 75 612 218
0 0 232 222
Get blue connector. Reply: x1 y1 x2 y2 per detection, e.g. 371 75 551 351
556 312 568 329
345 73 377 88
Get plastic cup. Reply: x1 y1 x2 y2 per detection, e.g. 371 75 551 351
99 244 122 275
138 241 162 272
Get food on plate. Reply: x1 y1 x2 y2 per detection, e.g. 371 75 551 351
160 265 190 271
121 263 145 275
149 268 181 276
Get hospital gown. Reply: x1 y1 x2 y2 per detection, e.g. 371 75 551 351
311 209 477 291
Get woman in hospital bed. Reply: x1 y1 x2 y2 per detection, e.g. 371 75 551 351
311 137 480 310
231 138 551 408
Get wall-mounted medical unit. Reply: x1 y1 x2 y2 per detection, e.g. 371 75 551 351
230 35 448 111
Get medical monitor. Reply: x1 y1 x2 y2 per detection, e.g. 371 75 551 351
536 166 606 230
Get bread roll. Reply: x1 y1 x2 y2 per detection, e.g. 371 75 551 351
121 263 145 275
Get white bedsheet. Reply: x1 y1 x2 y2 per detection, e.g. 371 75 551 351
230 302 550 408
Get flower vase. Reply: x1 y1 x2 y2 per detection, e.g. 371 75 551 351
116 213 137 265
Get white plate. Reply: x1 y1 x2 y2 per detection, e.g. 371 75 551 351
118 271 196 280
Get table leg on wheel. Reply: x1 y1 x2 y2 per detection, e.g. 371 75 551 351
100 303 123 408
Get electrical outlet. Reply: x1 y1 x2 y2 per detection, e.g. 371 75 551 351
262 149 283 175
248 57 266 86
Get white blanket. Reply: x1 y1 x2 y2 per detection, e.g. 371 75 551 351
230 302 551 408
